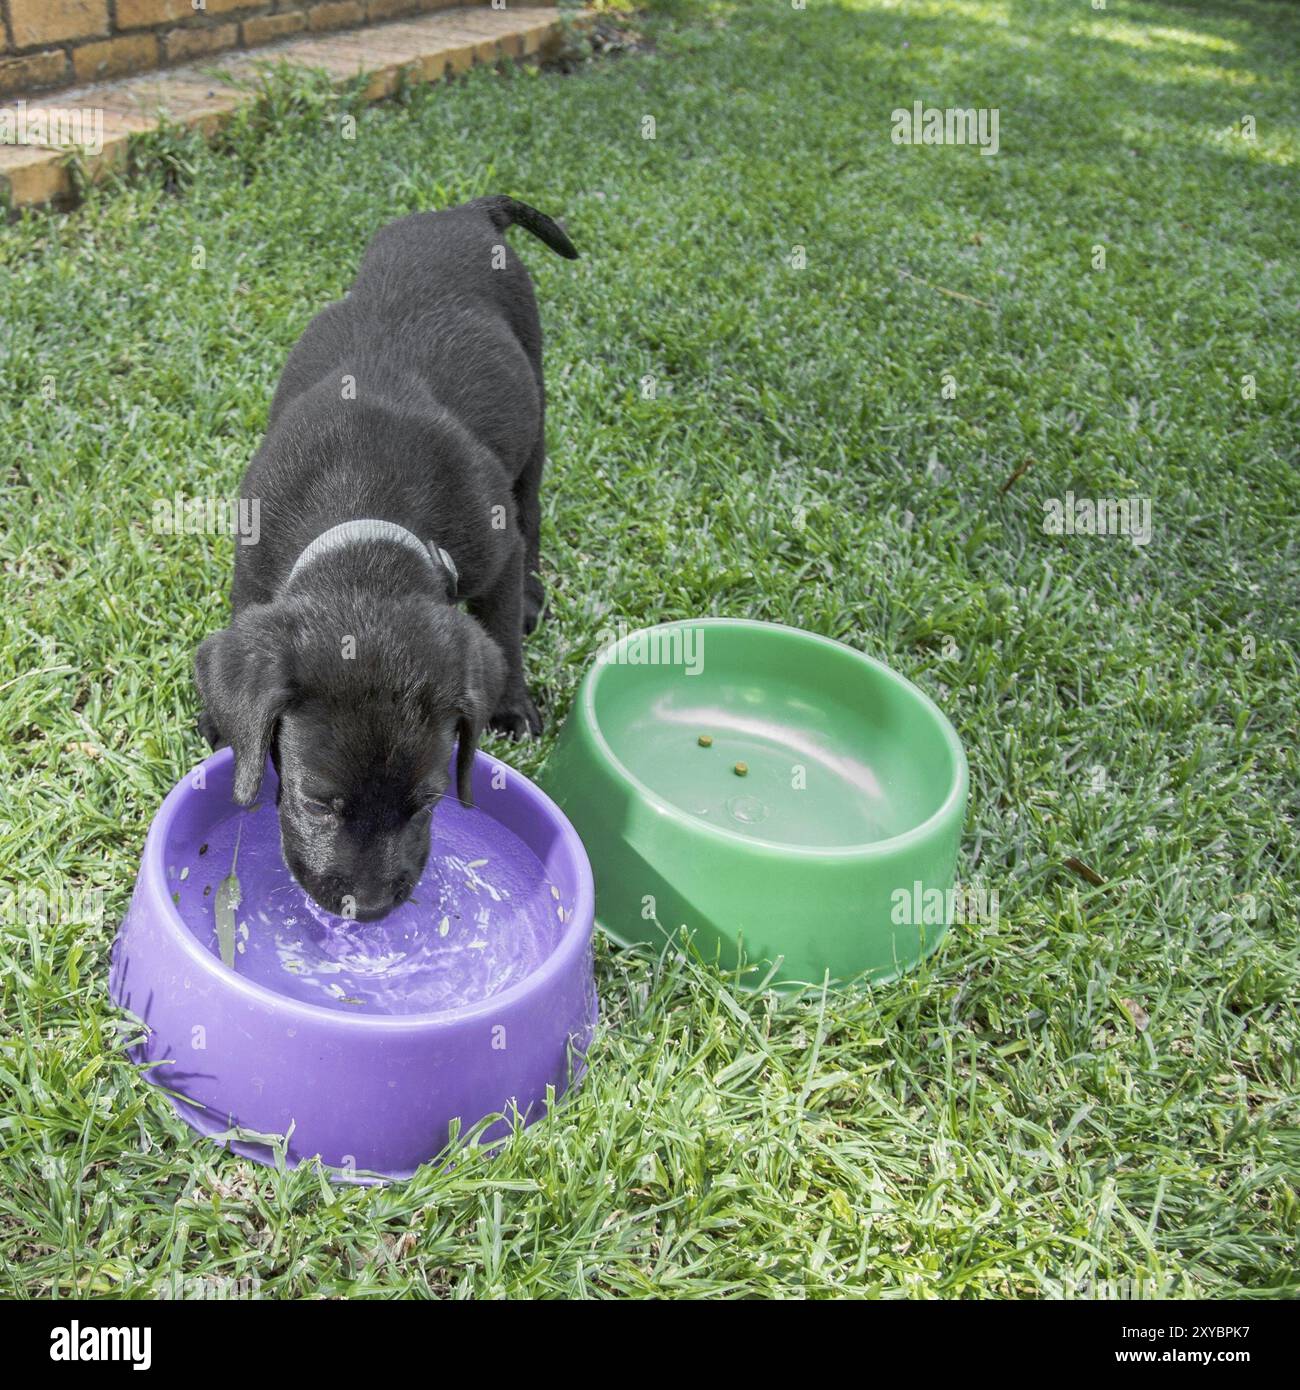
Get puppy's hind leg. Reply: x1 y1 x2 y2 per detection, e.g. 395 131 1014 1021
514 433 546 636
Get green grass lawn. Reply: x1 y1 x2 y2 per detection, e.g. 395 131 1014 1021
1 0 1297 1297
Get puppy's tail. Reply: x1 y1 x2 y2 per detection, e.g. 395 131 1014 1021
471 195 579 260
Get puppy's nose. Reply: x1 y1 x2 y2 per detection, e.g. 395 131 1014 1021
347 893 392 921
344 880 411 921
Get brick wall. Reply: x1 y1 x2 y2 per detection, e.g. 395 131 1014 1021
0 0 538 97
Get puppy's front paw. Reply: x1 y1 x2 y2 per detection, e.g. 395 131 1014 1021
522 574 546 636
198 709 225 750
490 689 542 740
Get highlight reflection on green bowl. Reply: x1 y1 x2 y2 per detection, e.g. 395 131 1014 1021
540 620 969 988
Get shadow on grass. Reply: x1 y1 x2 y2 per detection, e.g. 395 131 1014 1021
727 0 1296 196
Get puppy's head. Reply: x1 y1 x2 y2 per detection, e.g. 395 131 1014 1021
195 595 504 921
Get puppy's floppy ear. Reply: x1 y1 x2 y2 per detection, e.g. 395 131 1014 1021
194 604 294 806
453 620 506 808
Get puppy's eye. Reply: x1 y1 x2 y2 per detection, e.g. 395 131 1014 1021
303 796 339 819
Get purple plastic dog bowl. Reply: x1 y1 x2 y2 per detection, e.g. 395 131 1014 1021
109 747 597 1180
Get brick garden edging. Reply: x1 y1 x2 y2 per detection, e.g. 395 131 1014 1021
0 1 549 97
0 4 589 208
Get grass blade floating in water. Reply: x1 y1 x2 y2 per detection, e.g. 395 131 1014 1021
216 821 243 970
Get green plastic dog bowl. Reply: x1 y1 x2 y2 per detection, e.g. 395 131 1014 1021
540 619 968 987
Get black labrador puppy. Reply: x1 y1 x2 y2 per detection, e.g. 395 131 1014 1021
195 196 576 922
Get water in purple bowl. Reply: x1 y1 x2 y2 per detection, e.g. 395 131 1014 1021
171 792 570 1016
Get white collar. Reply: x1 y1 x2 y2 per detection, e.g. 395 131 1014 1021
285 519 458 594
